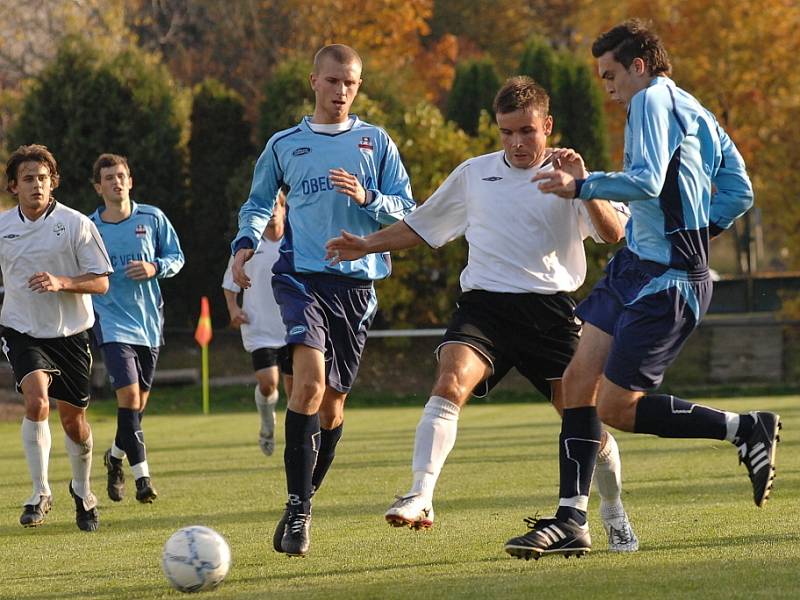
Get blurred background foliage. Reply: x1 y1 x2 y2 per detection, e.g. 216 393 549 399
1 0 797 325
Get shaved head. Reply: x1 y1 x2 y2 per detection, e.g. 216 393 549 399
313 44 362 73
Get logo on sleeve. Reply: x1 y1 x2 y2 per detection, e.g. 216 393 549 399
53 222 65 236
292 147 312 156
358 136 374 151
135 224 147 238
289 325 307 336
481 176 503 182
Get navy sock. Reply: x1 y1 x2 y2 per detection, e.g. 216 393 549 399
284 409 320 508
311 423 343 492
556 407 601 526
117 408 146 466
635 394 726 440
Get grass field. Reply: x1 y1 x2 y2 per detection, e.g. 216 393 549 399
1 394 798 599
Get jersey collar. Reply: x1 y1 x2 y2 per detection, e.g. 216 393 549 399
18 200 57 223
301 115 361 137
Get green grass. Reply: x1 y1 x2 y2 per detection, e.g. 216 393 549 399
1 396 798 599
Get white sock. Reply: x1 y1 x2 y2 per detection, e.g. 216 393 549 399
595 431 624 518
410 396 460 500
132 461 150 480
111 442 126 461
65 430 97 510
723 412 740 443
255 387 278 436
21 417 52 505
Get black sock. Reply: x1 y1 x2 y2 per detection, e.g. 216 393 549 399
556 407 601 526
635 394 726 440
117 408 146 466
311 424 343 492
284 409 320 509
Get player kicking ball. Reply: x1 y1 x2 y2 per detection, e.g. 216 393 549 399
502 20 776 561
326 76 639 552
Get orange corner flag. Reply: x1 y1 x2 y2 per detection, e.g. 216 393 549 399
194 296 213 346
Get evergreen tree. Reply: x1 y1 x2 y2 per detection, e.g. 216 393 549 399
186 78 253 321
446 58 501 136
257 59 314 142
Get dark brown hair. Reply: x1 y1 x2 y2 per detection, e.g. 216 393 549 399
493 76 550 116
5 144 60 193
92 153 130 183
592 19 672 76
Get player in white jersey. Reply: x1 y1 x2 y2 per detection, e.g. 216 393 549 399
89 153 185 505
0 145 112 531
326 77 639 551
223 192 293 456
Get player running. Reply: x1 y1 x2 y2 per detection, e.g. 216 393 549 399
231 44 415 557
89 153 185 505
502 20 773 561
326 76 639 552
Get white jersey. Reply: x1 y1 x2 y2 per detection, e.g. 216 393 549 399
222 238 285 352
404 150 627 294
0 202 112 338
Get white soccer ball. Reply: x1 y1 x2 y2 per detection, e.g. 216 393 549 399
162 526 231 593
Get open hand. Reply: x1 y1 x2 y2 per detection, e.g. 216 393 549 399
325 230 370 265
232 248 254 288
329 168 367 205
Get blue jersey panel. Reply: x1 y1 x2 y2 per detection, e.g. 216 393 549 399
233 116 414 280
89 201 184 347
578 77 752 272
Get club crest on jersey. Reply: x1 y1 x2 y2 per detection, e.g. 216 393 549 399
293 147 312 156
135 224 147 238
482 176 503 182
53 222 65 237
358 136 374 151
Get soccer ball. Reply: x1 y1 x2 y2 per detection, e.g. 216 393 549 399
162 526 231 593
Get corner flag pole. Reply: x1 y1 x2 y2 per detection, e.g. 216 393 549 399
194 296 213 415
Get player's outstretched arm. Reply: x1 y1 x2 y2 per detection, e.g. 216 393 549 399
325 220 423 265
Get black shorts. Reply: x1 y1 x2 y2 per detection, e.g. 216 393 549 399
251 346 292 375
438 290 581 398
1 327 93 408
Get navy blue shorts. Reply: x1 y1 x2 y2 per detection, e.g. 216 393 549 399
101 342 160 391
272 272 377 393
576 247 712 391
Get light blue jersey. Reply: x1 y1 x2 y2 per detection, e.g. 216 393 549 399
576 77 752 272
89 201 184 347
232 116 414 280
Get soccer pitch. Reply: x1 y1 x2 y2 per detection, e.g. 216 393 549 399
1 395 797 599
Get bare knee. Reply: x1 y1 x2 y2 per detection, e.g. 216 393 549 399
258 381 278 397
292 379 325 409
60 413 89 442
431 371 470 406
24 396 50 421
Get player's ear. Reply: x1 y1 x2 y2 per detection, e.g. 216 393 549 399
93 181 102 196
544 115 554 136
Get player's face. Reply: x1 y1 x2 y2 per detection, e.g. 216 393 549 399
497 108 553 169
9 161 53 216
310 57 362 124
597 52 650 105
95 164 133 205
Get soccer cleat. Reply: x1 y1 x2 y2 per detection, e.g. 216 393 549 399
504 516 591 560
281 506 312 557
601 512 639 552
103 448 125 502
385 494 434 530
19 494 52 528
272 506 290 553
135 477 158 503
737 411 781 507
69 482 99 532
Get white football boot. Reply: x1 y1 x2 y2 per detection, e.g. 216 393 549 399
385 493 434 530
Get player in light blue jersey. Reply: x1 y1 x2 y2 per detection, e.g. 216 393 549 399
231 44 414 557
88 153 184 506
504 20 780 561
